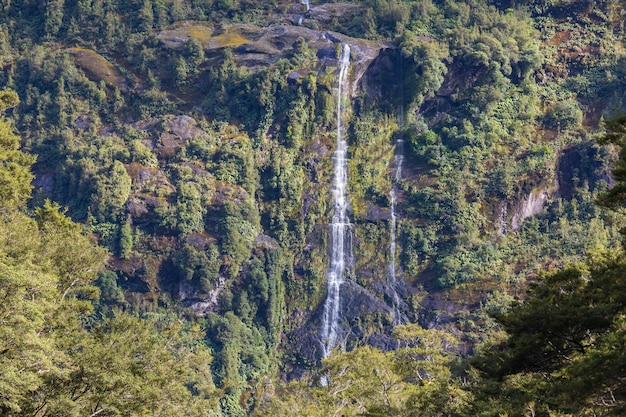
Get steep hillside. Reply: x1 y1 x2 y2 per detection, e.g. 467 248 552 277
1 0 626 414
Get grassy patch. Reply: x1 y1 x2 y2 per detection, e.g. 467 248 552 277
158 23 249 50
67 47 127 89
158 22 214 48
207 32 249 49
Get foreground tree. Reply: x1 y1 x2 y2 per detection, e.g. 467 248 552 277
255 325 471 417
0 92 219 416
470 117 626 416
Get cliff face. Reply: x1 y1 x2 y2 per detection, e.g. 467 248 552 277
36 18 611 370
45 15 405 366
15 0 621 383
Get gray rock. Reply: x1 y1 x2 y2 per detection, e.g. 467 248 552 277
158 22 392 95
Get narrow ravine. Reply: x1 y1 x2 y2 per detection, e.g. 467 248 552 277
320 43 352 359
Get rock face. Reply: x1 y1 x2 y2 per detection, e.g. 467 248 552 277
148 19 400 368
290 279 401 370
303 3 364 24
158 21 392 95
511 189 550 230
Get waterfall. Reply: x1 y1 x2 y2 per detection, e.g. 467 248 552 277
388 107 405 326
320 43 352 359
301 0 310 11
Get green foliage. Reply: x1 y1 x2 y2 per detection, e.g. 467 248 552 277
95 270 125 304
0 213 60 414
24 312 219 417
2 1 626 414
0 95 218 416
545 99 583 130
90 160 132 223
0 91 32 210
220 199 260 278
0 115 34 210
119 218 133 258
173 243 221 292
400 31 449 106
597 114 626 210
473 250 626 416
174 181 206 235
0 89 19 110
349 111 395 215
256 326 470 417
206 311 270 396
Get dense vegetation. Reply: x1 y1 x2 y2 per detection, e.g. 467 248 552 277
1 0 626 415
0 93 219 416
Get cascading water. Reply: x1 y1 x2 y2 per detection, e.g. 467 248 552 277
388 107 405 326
297 0 309 25
320 43 352 359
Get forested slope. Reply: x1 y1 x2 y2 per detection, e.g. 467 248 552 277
1 0 626 415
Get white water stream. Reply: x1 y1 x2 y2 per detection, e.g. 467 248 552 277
388 107 405 326
320 43 352 359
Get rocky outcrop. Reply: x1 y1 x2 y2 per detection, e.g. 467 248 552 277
180 275 227 315
299 3 364 25
157 21 392 96
288 276 401 371
511 189 550 230
67 47 128 90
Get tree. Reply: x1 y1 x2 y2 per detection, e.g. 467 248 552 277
473 252 626 416
183 36 205 74
25 313 218 417
44 0 65 38
0 92 35 210
470 112 626 413
322 346 410 417
0 215 59 414
545 100 583 130
256 326 471 417
597 114 626 210
0 90 218 416
0 95 106 414
468 116 626 416
90 160 132 223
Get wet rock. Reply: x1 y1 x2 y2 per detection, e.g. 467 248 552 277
143 195 165 208
156 132 183 158
126 198 149 217
212 180 250 205
126 163 157 185
166 115 207 141
73 115 92 130
180 275 227 315
254 233 280 250
304 3 364 25
132 118 160 132
183 232 217 249
289 278 400 368
364 203 390 221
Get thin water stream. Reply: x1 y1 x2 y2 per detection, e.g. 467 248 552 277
388 107 405 326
